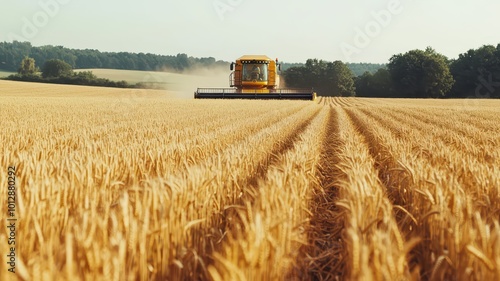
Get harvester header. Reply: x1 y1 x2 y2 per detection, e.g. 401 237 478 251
195 55 316 100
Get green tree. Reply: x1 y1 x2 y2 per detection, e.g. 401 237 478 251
175 53 190 71
355 71 373 97
388 47 454 98
372 68 394 97
283 66 308 88
355 68 395 97
347 62 386 76
18 56 38 75
304 59 328 93
326 60 356 97
450 44 500 98
42 59 73 78
283 59 355 96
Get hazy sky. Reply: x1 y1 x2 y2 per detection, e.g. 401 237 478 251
2 0 500 63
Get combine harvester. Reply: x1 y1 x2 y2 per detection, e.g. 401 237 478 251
194 55 316 100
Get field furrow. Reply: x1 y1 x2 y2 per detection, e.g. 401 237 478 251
207 107 328 280
301 107 345 280
331 107 414 280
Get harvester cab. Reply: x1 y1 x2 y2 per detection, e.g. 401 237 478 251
195 55 316 100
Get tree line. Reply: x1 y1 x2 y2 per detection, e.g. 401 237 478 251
284 44 500 98
10 57 142 89
284 59 356 97
0 41 226 72
1 41 384 76
281 62 385 77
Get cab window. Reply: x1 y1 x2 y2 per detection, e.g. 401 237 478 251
242 63 268 81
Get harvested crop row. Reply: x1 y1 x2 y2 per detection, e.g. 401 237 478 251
66 103 321 280
317 97 374 108
346 106 500 280
301 106 345 280
160 103 308 175
320 97 351 107
2 99 307 204
357 106 500 216
3 99 307 190
380 106 500 149
207 107 328 281
329 107 414 280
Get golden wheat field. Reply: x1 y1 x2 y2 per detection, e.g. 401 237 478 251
1 80 499 281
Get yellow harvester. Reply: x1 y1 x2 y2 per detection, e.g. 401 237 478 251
194 55 316 100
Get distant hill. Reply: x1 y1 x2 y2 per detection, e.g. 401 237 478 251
0 70 15 78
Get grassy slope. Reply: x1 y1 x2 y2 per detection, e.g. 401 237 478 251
0 80 169 98
0 70 15 78
2 68 229 98
75 68 229 95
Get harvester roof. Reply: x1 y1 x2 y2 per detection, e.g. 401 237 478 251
237 55 273 62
